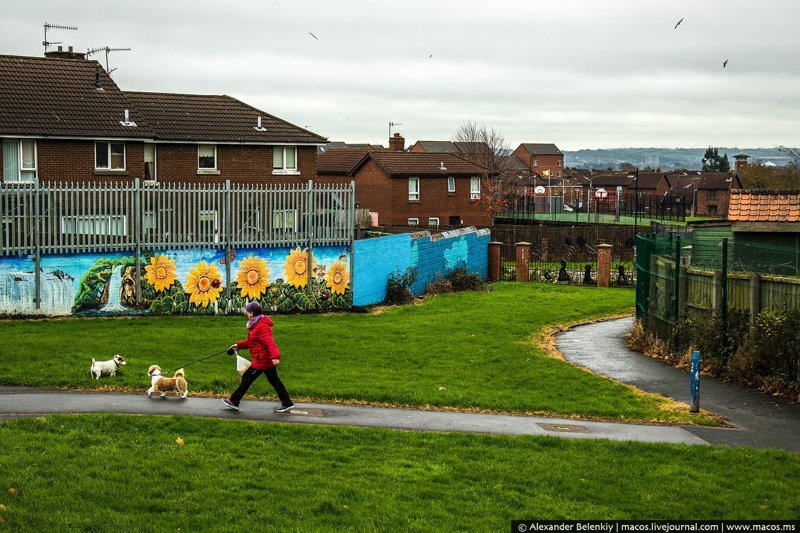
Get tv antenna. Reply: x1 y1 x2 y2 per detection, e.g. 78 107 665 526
86 46 132 75
43 22 78 54
389 121 403 139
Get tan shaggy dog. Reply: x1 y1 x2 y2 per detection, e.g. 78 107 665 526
147 365 188 399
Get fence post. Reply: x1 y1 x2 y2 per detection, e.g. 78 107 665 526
690 350 701 413
224 179 232 305
306 180 314 290
488 242 502 282
134 178 142 305
596 244 612 287
514 242 531 282
33 179 41 310
348 180 355 297
749 273 761 329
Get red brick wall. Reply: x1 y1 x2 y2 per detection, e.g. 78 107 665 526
695 189 730 218
3 139 317 184
511 146 564 178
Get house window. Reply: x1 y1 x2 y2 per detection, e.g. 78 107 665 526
198 144 217 170
95 142 126 170
447 177 455 193
470 177 481 200
273 146 298 173
199 210 219 242
407 218 419 226
61 215 127 236
557 160 562 167
144 143 157 181
273 209 297 231
408 177 420 201
428 217 440 227
449 215 461 225
707 190 717 200
533 160 539 167
2 140 37 183
707 205 718 214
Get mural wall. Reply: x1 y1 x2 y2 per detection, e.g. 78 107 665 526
0 246 351 317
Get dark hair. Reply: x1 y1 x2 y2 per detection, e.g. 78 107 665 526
245 301 263 315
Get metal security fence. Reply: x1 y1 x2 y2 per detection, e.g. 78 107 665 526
0 179 355 256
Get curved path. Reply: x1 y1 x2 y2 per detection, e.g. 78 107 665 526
557 317 800 452
0 386 705 446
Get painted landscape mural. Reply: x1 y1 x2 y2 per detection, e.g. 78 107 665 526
0 246 351 317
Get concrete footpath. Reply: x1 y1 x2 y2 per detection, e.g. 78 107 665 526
557 317 800 452
0 386 707 446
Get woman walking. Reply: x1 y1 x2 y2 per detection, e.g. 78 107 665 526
222 301 294 413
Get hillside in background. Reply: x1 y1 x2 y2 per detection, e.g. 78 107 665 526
564 147 796 171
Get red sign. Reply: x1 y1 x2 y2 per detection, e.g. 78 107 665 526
595 188 608 199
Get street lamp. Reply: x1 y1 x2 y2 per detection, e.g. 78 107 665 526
628 167 639 237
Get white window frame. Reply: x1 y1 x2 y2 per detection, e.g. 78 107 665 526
60 215 127 236
428 217 440 227
95 141 126 171
407 218 419 226
4 140 37 183
199 209 220 243
533 160 539 167
144 143 157 182
197 144 217 172
272 209 298 231
557 159 562 167
470 176 481 200
408 177 420 201
447 176 455 193
272 146 299 175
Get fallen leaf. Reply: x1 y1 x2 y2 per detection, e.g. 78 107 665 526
759 504 768 510
7 488 16 496
0 504 5 511
176 438 185 446
438 387 447 391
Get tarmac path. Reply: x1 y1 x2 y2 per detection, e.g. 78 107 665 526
557 316 800 452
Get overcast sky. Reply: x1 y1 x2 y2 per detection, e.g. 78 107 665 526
2 0 799 150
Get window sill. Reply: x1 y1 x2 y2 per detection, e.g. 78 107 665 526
94 170 129 176
408 199 420 204
272 170 301 176
197 169 221 175
447 192 456 196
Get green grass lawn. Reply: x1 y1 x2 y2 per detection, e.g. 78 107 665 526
0 284 712 424
0 414 797 530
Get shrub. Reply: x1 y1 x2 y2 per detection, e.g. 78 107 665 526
425 278 453 295
729 308 800 398
673 311 749 374
386 267 418 305
445 267 487 292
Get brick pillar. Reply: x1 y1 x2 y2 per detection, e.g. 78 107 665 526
488 242 502 282
515 242 531 282
597 244 612 288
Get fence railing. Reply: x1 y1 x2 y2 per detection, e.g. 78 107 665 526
0 179 356 256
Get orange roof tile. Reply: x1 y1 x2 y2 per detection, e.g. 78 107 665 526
728 190 800 222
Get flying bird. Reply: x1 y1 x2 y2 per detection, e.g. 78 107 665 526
674 17 683 29
723 59 728 68
429 54 433 58
309 32 319 40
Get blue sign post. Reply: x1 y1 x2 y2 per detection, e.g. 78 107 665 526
690 350 701 413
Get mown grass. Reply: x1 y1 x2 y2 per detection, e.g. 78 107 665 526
0 284 711 424
0 414 797 530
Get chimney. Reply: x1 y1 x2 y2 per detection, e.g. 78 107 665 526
44 45 86 60
733 154 750 172
389 132 405 151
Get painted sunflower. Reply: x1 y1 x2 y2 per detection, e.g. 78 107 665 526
283 247 315 288
144 254 177 292
325 260 350 295
236 255 270 300
185 261 223 307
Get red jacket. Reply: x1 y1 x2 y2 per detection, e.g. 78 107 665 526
236 315 281 370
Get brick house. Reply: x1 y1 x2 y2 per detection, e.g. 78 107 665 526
317 149 494 227
662 172 743 217
511 143 564 178
0 54 326 185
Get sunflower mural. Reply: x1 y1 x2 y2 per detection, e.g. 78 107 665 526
283 247 316 288
144 254 178 292
325 260 350 295
236 255 270 300
185 261 223 308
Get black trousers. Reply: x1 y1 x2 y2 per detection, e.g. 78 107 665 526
230 366 292 407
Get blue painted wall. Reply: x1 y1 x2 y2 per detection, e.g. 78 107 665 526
353 228 490 306
352 233 411 306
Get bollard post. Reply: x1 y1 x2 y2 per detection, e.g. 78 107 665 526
690 350 701 413
596 243 612 287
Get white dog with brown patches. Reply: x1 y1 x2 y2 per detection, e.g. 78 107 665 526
147 365 188 399
90 354 127 379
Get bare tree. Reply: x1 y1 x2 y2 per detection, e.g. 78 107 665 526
778 146 800 167
451 120 510 173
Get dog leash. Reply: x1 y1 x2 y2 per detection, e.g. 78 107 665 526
165 349 230 374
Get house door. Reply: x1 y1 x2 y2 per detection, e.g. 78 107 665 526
144 143 157 182
449 215 461 226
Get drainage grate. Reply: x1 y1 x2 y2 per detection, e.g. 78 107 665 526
538 423 590 433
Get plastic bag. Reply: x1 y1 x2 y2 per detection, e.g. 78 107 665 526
236 354 251 375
